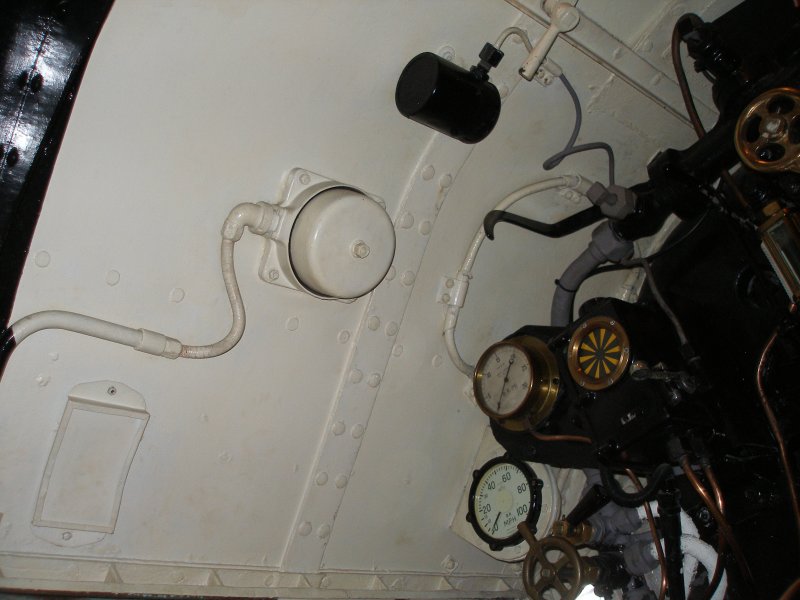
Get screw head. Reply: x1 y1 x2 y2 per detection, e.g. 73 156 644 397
352 241 370 259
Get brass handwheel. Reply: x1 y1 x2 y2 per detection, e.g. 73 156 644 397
519 524 584 600
735 87 800 174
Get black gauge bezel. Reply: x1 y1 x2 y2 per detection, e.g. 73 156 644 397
466 456 543 551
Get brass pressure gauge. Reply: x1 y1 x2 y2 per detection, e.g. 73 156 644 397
567 316 630 391
473 336 560 431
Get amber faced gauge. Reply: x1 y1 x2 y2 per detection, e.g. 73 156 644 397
567 316 630 391
473 337 560 431
466 456 543 551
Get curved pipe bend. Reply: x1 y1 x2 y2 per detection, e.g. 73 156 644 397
2 202 275 375
443 175 592 376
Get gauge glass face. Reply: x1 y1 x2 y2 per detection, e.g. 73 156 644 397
473 462 532 541
477 344 533 417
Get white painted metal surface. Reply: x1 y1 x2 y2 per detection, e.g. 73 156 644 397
0 0 736 597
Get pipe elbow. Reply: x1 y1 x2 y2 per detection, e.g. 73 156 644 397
222 202 278 241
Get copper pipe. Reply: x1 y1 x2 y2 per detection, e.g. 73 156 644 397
680 456 754 585
625 469 667 600
756 303 800 553
531 431 592 444
703 465 725 515
701 465 727 600
670 20 751 212
779 577 800 600
671 21 705 139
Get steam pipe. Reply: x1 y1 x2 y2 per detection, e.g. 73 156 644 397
443 175 592 375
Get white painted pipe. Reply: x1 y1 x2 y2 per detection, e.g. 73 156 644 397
442 175 592 375
8 202 279 362
679 534 726 600
11 311 182 358
636 503 700 594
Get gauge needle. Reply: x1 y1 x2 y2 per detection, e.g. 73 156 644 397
497 357 514 411
491 511 501 534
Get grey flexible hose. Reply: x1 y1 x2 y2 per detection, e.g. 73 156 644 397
543 74 616 186
551 222 633 327
550 246 604 327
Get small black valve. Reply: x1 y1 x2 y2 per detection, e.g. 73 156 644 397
470 43 504 81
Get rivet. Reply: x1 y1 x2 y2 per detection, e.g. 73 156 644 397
218 451 232 464
331 420 346 435
16 70 28 89
334 474 348 489
61 531 72 541
367 373 382 388
349 369 363 384
34 251 50 268
49 352 59 362
438 45 455 61
298 521 312 536
650 73 662 85
400 271 416 286
385 266 396 281
367 316 380 330
351 424 365 439
320 576 330 588
385 321 399 336
432 354 443 367
298 171 311 185
315 471 329 486
398 212 414 229
337 330 351 343
105 270 120 286
421 165 435 181
35 374 50 387
169 287 185 303
642 39 653 52
392 344 404 357
268 269 279 281
418 221 432 235
264 574 274 586
286 316 300 331
441 293 451 303
107 386 117 395
612 47 623 59
317 524 331 539
6 148 19 167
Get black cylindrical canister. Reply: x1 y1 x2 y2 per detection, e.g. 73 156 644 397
395 52 501 144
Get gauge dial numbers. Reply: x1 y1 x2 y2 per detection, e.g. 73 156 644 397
473 337 560 431
466 457 543 551
567 316 630 391
474 342 533 417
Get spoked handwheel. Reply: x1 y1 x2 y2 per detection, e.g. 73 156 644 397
735 87 800 173
519 523 584 600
